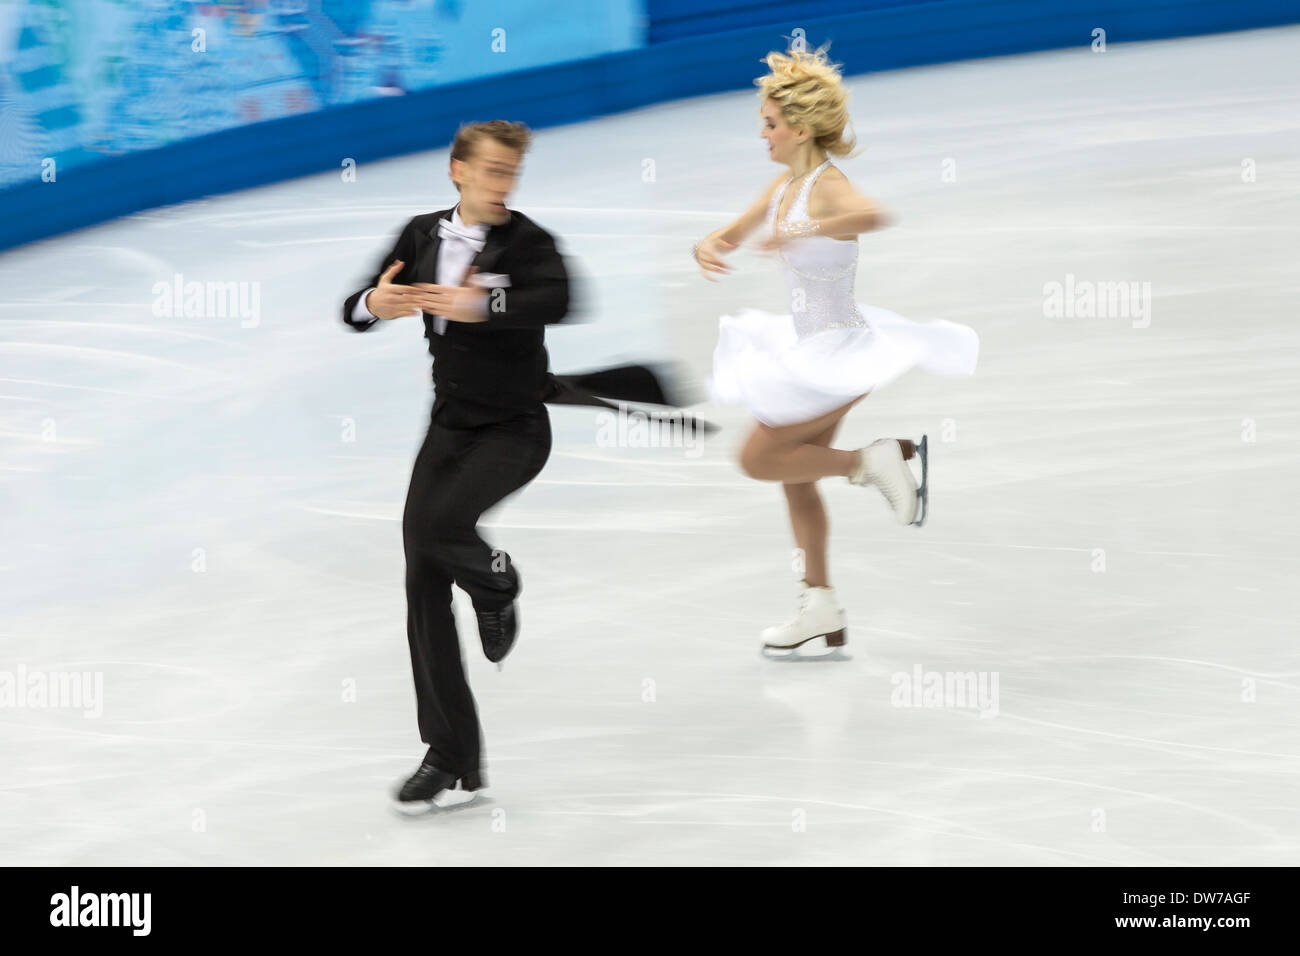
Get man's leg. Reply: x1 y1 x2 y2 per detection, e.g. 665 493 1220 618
410 407 552 610
401 422 482 780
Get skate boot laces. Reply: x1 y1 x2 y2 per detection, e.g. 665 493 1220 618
876 470 904 510
779 589 812 628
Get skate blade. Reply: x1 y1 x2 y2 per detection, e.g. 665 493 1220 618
392 790 486 817
762 629 848 661
910 433 928 528
393 798 440 817
762 644 850 662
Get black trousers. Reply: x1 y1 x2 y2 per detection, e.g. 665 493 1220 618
401 402 551 779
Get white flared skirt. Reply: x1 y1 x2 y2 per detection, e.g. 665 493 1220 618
708 304 979 426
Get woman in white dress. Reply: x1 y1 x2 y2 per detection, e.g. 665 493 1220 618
692 48 979 653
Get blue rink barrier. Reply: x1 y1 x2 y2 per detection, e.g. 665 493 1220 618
1 0 1297 252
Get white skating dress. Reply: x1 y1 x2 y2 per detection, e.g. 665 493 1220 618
709 160 979 426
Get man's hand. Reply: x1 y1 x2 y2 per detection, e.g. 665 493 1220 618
410 267 488 324
364 260 426 320
364 260 488 323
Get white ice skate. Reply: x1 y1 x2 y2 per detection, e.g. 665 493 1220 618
849 435 928 526
761 581 847 653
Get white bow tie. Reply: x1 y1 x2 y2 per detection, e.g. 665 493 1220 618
438 217 487 252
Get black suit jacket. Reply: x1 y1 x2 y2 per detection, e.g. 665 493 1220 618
342 207 569 426
343 207 717 436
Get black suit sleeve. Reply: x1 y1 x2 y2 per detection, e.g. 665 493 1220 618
341 217 418 332
482 227 570 330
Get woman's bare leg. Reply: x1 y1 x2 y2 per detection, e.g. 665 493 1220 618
738 395 869 484
739 394 921 585
733 395 864 589
782 416 843 588
738 394 919 485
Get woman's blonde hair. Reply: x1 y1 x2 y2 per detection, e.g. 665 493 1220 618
755 45 857 158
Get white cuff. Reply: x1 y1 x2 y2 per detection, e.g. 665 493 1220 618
352 288 380 324
352 287 420 324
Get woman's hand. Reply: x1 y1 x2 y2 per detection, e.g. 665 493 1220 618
810 171 892 237
694 235 737 281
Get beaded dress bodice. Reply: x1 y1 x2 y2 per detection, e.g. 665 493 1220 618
766 159 867 339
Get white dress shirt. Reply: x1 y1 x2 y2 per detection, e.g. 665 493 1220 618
351 204 489 334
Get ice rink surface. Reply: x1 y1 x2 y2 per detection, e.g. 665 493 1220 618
2 27 1298 866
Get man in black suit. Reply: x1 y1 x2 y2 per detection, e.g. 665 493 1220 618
342 121 705 810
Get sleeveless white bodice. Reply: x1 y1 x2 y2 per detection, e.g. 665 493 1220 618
766 159 868 339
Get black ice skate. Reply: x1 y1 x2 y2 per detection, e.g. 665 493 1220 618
393 757 484 814
476 570 521 667
394 761 457 813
